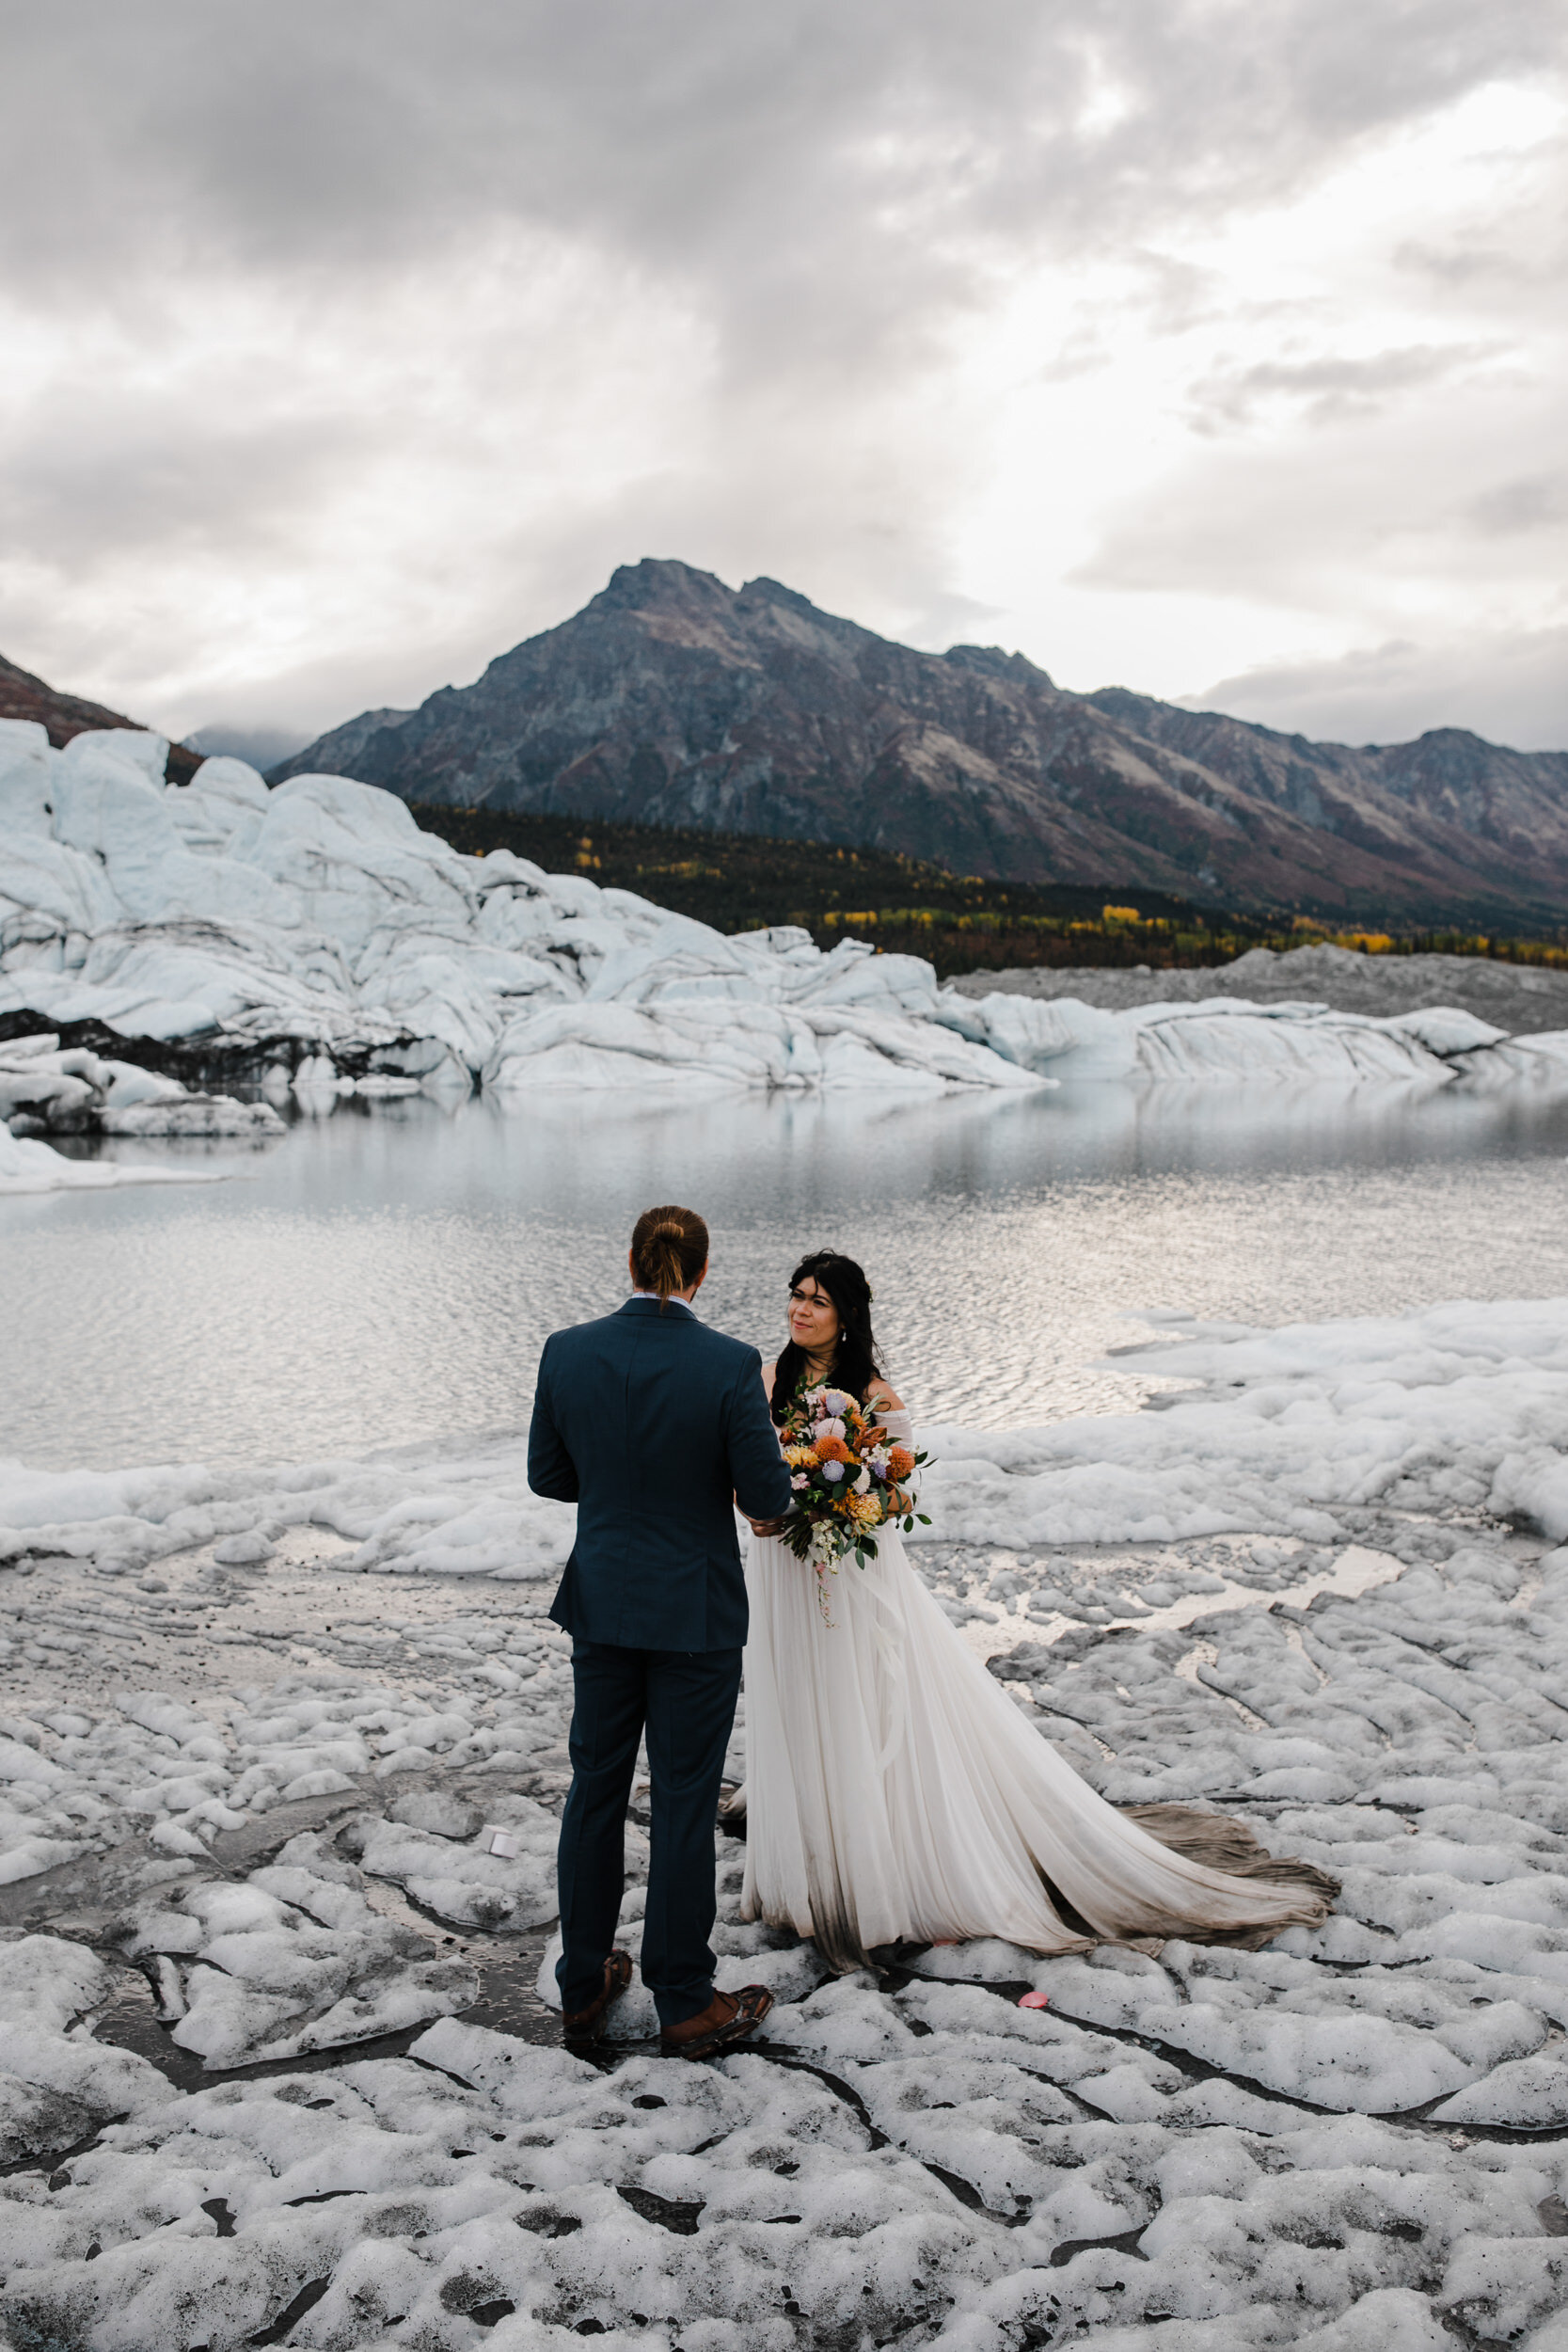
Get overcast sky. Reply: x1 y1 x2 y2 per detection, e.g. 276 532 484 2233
1 0 1563 757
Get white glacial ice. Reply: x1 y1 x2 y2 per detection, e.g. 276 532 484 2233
942 988 1568 1089
5 722 1566 1126
0 1032 283 1193
0 723 1040 1104
0 1122 235 1197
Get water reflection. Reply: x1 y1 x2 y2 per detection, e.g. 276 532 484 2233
4 1079 1566 1471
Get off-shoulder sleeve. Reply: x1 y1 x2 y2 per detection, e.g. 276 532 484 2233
878 1408 915 1445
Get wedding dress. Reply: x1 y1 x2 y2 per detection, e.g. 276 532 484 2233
739 1407 1333 1970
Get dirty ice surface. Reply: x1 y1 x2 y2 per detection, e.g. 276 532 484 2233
4 1296 1568 2345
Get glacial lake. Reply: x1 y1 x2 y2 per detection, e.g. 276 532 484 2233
5 1078 1568 1472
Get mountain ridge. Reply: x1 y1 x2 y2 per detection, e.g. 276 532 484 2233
0 649 200 784
120 560 1568 918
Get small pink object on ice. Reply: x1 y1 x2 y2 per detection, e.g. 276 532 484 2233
1017 1991 1051 2010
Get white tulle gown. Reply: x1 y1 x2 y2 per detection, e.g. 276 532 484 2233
739 1408 1333 1969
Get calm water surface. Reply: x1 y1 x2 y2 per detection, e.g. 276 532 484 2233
5 1081 1567 1470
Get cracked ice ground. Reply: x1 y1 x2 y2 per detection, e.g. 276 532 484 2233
4 1305 1568 2347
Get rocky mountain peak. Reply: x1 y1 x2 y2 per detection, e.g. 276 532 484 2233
739 575 841 622
589 556 734 617
1378 728 1514 783
944 644 1056 690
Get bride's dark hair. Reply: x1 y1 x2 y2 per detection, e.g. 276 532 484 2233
770 1250 883 1424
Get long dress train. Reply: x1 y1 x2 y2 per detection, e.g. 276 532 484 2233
739 1410 1334 1970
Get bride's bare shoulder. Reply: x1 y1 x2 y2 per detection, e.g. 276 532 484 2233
866 1376 906 1413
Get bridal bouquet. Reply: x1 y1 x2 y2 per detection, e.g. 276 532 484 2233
776 1382 929 1623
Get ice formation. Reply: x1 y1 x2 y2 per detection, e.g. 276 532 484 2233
0 1032 283 1192
4 1296 1568 2344
944 989 1568 1090
108 1839 480 2069
0 723 1040 1108
0 1120 241 1196
5 723 1566 1131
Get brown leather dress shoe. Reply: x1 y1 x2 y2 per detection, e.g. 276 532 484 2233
659 1984 773 2059
562 1948 633 2047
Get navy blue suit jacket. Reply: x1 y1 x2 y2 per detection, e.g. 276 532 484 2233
528 1297 794 1651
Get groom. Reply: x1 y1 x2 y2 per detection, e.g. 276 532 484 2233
528 1203 793 2059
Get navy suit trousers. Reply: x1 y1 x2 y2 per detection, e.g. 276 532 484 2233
556 1640 743 2031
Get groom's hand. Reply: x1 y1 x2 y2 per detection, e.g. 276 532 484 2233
746 1515 789 1537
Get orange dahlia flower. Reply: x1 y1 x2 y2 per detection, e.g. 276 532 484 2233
815 1435 851 1464
886 1445 916 1479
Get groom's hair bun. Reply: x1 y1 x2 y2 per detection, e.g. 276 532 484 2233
631 1203 709 1303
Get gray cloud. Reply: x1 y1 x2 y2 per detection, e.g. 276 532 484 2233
1393 239 1540 288
1466 474 1568 535
0 393 369 565
1184 628 1568 753
0 0 1563 751
1073 361 1567 607
185 722 312 769
1185 344 1499 433
3 2 1557 332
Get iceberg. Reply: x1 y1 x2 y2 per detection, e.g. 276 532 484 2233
0 1034 283 1138
6 721 1564 1106
1 1127 214 1194
0 1032 282 1190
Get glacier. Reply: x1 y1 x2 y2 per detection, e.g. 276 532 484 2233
5 723 1567 1147
0 722 1038 1107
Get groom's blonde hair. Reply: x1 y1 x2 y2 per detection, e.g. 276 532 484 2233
631 1204 709 1305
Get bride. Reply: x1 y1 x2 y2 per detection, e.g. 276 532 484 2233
736 1249 1334 1970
